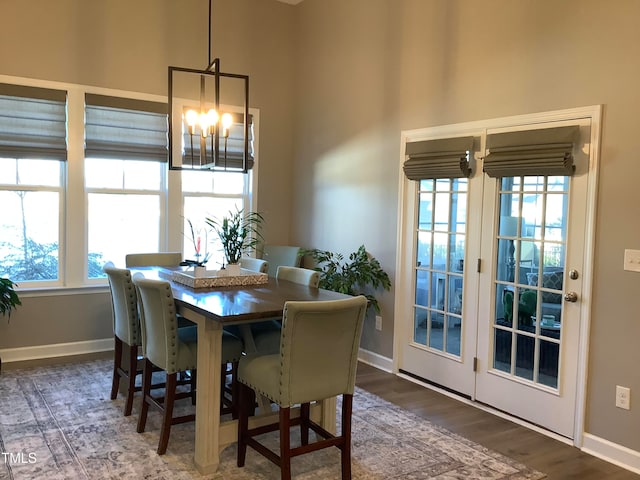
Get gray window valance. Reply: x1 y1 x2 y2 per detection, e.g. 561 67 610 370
85 93 168 162
0 83 67 161
403 136 473 180
484 126 578 178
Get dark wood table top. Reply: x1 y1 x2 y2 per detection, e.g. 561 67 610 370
131 266 350 325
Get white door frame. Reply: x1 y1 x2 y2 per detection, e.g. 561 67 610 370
393 105 602 446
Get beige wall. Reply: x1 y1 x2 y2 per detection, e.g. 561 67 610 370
0 0 296 345
293 0 640 453
2 0 640 458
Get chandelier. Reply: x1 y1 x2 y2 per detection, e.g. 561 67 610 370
168 0 251 172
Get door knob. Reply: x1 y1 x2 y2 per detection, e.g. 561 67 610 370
564 291 578 303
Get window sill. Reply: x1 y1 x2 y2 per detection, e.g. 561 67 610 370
17 284 109 298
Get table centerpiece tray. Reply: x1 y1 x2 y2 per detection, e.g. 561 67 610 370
158 267 268 289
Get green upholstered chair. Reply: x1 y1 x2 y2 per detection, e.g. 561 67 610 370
240 256 269 274
104 262 142 417
133 276 244 454
261 245 301 278
251 266 321 355
237 295 368 480
503 289 537 328
125 252 183 268
126 251 194 329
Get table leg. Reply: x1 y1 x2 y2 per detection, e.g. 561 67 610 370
178 307 222 475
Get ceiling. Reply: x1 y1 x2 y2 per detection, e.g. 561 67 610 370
275 0 304 4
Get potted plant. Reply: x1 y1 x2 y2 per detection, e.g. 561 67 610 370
1 278 22 372
1 278 21 319
303 245 391 314
205 207 264 275
184 218 211 267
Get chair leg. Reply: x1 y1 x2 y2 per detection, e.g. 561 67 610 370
230 360 239 419
300 402 310 446
110 336 123 400
341 394 353 480
280 406 292 480
190 369 197 405
123 344 138 416
136 358 153 434
157 372 177 455
237 382 254 468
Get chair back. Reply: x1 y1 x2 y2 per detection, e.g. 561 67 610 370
276 266 320 288
262 245 301 277
133 277 183 374
279 296 367 407
103 264 140 346
125 252 182 268
240 256 269 273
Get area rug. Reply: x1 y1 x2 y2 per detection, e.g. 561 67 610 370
0 359 545 479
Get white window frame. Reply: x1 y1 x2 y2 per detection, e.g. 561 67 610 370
0 74 259 291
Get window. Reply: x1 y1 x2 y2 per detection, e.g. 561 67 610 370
0 84 66 285
181 170 247 268
0 78 257 288
84 94 168 277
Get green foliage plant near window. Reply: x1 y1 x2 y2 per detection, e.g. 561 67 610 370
303 245 391 314
205 208 264 266
0 278 21 321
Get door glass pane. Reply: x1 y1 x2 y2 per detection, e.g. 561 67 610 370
429 311 444 349
414 308 428 345
515 334 535 381
539 340 560 388
415 270 429 307
493 328 512 373
492 175 569 390
416 231 432 268
412 179 466 358
446 314 461 355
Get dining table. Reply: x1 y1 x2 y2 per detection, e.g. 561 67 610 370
131 266 351 474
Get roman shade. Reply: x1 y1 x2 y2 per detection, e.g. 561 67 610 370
85 93 168 162
484 126 578 178
0 83 67 161
403 136 473 180
182 109 254 171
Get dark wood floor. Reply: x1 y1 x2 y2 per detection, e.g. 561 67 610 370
3 354 638 479
355 362 639 480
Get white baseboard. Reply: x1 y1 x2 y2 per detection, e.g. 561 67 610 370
358 348 393 373
582 433 640 475
0 338 113 364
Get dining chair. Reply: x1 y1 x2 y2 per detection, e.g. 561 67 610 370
125 252 183 268
240 256 269 274
133 277 244 454
251 266 321 356
236 295 368 480
125 251 195 329
261 245 302 278
103 262 142 417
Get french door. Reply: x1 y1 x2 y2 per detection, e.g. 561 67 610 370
396 109 599 439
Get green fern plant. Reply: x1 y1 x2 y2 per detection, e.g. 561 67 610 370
303 245 391 313
205 207 264 266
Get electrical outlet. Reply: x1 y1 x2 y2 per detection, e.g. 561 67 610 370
624 249 640 272
616 385 631 410
375 315 383 331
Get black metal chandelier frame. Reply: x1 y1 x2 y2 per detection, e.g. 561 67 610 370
167 0 250 173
